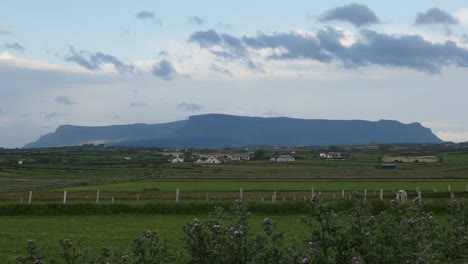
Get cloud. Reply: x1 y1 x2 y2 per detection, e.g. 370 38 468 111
64 46 135 75
415 7 458 25
136 10 162 26
4 42 25 52
129 102 148 108
210 64 232 76
188 29 222 48
158 50 169 56
55 96 77 105
152 59 178 80
243 31 331 62
189 30 247 59
44 112 60 120
189 16 205 25
318 3 380 27
436 132 468 143
461 34 468 44
177 102 204 112
0 29 13 35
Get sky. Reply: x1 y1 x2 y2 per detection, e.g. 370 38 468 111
1 0 468 148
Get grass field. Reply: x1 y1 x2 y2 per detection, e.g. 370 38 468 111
0 214 304 263
1 146 468 262
62 180 468 192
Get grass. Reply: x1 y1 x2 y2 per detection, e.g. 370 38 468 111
0 214 304 263
61 180 468 192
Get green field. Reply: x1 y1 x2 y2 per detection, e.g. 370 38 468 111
1 146 468 262
63 180 468 192
0 214 304 263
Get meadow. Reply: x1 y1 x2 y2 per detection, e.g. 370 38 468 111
1 145 468 262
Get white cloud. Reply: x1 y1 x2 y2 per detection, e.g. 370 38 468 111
454 8 468 26
436 132 468 143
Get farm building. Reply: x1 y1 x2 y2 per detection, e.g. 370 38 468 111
271 155 295 162
319 152 343 159
204 156 222 164
123 156 132 161
228 154 250 161
171 155 184 163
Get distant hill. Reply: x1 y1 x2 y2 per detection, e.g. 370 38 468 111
24 114 443 148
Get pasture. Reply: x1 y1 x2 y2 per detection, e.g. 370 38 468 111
1 145 468 262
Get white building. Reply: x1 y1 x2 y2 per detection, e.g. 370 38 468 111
228 154 250 161
123 156 132 161
271 155 295 162
204 156 222 164
171 156 184 163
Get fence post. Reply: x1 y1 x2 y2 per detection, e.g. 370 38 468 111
96 190 100 204
240 188 243 201
63 191 67 204
451 192 455 201
111 197 114 204
434 187 437 193
311 187 314 198
20 198 23 204
293 194 296 201
364 189 367 200
333 193 336 199
342 190 345 198
176 188 179 203
28 191 32 204
380 189 383 200
137 194 140 205
448 185 451 192
206 193 209 201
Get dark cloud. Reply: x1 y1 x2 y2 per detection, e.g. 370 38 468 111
55 96 76 105
415 7 458 25
189 30 247 59
188 29 222 48
65 46 135 75
152 59 177 80
4 42 25 52
129 102 148 108
319 28 468 73
189 16 205 25
189 27 468 74
0 29 13 35
136 10 162 26
210 64 231 76
177 102 204 112
243 31 332 62
318 3 380 27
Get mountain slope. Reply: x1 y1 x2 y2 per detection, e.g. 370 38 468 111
24 114 443 148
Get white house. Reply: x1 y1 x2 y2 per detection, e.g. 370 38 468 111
228 154 250 161
204 156 222 164
271 155 295 162
171 155 184 163
123 156 132 161
320 152 343 159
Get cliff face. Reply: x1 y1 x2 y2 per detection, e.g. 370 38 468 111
24 114 443 148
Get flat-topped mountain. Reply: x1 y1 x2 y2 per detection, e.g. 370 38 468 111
24 114 443 148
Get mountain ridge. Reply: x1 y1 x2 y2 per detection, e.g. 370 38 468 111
24 114 443 148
